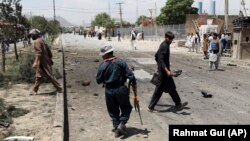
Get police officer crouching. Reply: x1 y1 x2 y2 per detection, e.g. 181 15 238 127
96 45 137 138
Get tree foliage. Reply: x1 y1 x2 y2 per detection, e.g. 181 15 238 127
29 16 61 36
156 0 198 25
91 12 114 29
136 15 148 26
0 0 30 38
29 16 48 33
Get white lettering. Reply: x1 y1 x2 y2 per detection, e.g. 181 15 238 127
210 129 225 136
173 129 179 136
173 129 207 136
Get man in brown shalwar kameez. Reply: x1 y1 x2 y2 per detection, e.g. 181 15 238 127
29 29 62 95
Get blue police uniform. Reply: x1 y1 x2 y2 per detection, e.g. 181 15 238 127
96 57 136 129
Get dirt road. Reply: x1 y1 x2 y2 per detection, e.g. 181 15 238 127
61 34 250 141
2 34 248 140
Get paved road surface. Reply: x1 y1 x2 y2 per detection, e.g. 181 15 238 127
61 34 250 141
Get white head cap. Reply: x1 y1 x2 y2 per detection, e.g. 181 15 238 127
29 29 40 35
99 45 114 56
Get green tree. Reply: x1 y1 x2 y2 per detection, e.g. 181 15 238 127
0 0 28 61
136 15 148 26
47 20 61 42
156 0 198 25
29 16 61 43
47 20 61 35
29 16 48 33
91 12 114 29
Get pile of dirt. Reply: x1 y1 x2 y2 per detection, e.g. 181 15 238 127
0 98 29 139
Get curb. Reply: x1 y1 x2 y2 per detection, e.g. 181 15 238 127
52 39 65 141
52 91 64 141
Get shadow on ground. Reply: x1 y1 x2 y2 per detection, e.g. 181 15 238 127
120 127 150 139
37 90 57 96
156 104 191 115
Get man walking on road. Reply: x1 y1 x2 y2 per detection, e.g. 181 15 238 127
130 29 137 50
148 32 188 112
96 45 137 137
29 29 62 95
117 31 121 42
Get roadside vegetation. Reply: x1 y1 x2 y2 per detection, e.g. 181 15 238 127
1 0 62 88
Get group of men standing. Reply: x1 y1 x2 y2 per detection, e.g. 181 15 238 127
185 32 232 71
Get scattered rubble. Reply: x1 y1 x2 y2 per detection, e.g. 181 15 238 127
227 63 237 67
0 99 29 140
3 136 34 141
173 70 182 77
93 93 99 97
71 53 78 55
201 91 213 98
82 80 91 86
93 59 99 62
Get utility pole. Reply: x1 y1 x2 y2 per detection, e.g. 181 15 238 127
136 0 138 24
116 2 124 28
30 12 32 25
224 0 228 33
13 2 18 61
53 0 56 21
1 41 5 72
148 9 153 25
148 9 153 40
108 0 111 16
154 2 158 39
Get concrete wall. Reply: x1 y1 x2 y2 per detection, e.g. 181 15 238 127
185 14 199 34
185 14 238 34
232 30 241 59
232 28 250 60
241 43 250 60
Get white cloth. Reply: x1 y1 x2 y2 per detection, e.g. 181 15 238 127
130 30 136 40
185 35 192 48
209 53 217 62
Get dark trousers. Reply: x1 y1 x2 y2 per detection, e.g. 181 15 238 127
105 85 132 128
148 76 181 109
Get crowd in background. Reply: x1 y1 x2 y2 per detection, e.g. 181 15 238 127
185 32 232 70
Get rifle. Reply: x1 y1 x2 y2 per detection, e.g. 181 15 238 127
128 81 143 125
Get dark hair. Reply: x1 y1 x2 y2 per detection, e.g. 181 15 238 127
106 51 113 56
165 31 175 39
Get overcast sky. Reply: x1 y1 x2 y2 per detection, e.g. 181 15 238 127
19 0 250 26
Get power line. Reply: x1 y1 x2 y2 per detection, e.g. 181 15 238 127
23 6 117 11
23 8 119 14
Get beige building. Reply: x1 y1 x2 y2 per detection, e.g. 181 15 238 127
232 27 250 60
185 14 238 34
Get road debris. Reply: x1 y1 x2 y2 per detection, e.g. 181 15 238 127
173 70 182 77
201 91 213 98
3 136 34 141
233 87 238 89
93 59 99 62
93 93 99 97
82 80 91 86
227 63 237 67
71 52 78 55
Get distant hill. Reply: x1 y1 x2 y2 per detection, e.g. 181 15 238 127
47 16 76 27
24 14 76 27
